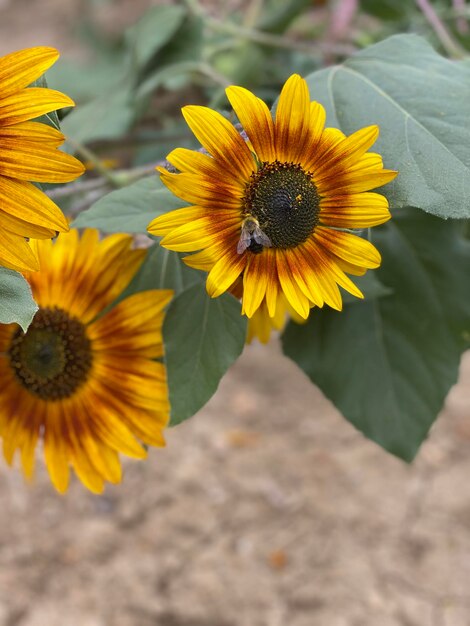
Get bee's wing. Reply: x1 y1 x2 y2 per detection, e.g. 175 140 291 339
237 228 252 254
253 226 272 248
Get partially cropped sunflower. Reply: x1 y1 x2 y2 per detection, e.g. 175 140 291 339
0 46 84 272
149 74 397 320
0 229 172 493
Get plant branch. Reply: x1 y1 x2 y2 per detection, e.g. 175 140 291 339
65 137 125 187
415 0 466 58
453 0 469 34
46 161 165 201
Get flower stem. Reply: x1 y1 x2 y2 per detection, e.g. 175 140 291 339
65 138 125 188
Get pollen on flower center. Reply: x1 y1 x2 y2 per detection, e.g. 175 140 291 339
243 161 321 250
8 307 93 400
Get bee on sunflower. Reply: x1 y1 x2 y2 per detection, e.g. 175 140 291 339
0 229 172 493
148 74 397 323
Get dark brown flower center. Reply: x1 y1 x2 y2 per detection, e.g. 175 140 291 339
242 161 320 252
8 307 93 400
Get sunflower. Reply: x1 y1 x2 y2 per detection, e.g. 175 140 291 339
0 229 172 493
148 74 397 321
0 46 84 272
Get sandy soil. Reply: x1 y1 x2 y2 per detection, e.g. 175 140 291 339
0 343 470 626
1 2 470 625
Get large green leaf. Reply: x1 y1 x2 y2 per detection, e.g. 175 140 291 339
164 284 247 426
305 35 470 219
0 269 38 331
282 209 470 461
126 5 187 70
342 270 392 304
73 175 187 233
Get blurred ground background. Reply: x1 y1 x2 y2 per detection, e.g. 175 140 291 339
1 1 470 625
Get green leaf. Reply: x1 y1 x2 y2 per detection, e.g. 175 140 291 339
282 209 470 461
305 34 470 219
152 13 204 67
126 5 187 70
0 269 38 331
343 270 392 304
61 89 135 144
164 284 247 426
73 175 188 233
136 15 204 96
31 75 61 130
359 0 412 21
137 60 203 99
257 0 312 34
120 244 203 301
47 54 129 103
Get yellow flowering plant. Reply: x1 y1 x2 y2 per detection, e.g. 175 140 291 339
1 1 470 490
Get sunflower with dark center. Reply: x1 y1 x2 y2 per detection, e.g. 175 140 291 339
0 229 173 494
0 47 84 271
148 74 397 320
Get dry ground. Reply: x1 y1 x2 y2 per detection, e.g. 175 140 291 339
0 344 470 626
1 2 470 625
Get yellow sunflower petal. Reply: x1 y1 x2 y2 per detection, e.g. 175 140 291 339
121 408 167 448
315 227 381 269
149 206 220 237
165 148 245 188
182 105 254 180
226 85 275 162
0 142 84 183
242 252 269 318
285 245 324 308
263 249 279 318
0 229 39 271
206 249 247 297
0 176 69 231
183 243 224 271
161 217 239 252
335 258 368 276
43 403 70 494
319 192 391 228
318 168 397 195
0 47 59 99
0 88 74 126
275 74 311 163
0 210 56 239
0 121 65 146
301 238 343 310
89 290 173 355
302 100 327 161
32 232 147 323
276 249 311 319
313 125 379 178
303 127 345 172
158 168 242 210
